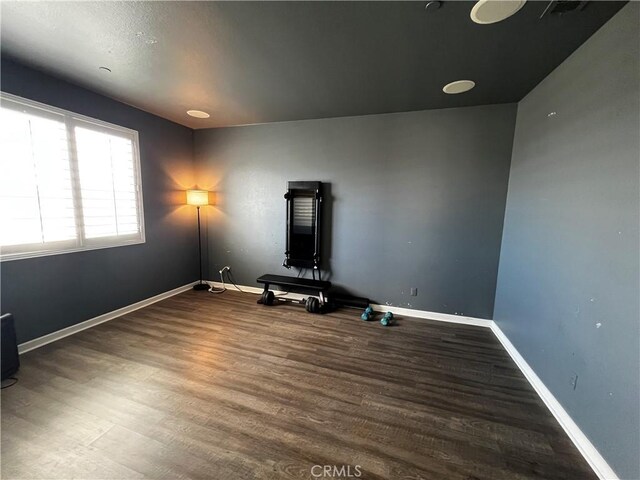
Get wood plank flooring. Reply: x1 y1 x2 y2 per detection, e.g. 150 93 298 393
1 290 596 480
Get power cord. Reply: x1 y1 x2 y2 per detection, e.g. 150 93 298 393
208 268 227 294
209 268 260 295
226 270 261 295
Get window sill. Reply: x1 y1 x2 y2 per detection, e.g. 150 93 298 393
0 237 146 262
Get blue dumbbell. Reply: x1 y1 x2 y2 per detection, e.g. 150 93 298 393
380 311 394 326
361 306 374 321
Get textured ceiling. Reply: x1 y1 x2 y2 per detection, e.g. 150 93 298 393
0 1 626 129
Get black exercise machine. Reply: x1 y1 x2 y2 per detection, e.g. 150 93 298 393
257 181 368 314
257 181 330 312
282 181 323 271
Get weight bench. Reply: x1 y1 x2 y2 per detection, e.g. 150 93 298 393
257 274 331 313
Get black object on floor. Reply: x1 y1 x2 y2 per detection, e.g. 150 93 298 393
326 292 370 310
1 313 20 380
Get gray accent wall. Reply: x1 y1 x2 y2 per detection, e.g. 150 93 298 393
0 59 199 344
194 104 517 319
493 4 640 479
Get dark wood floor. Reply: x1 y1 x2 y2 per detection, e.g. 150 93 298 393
2 290 596 480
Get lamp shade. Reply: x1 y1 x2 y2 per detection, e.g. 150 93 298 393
186 189 209 206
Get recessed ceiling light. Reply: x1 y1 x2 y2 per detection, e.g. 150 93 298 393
442 80 476 94
470 0 526 24
187 110 210 119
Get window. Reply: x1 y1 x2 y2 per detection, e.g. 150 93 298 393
0 93 145 261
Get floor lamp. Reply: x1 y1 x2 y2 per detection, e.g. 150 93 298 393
187 189 210 291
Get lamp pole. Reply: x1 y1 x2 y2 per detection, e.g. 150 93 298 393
194 204 209 291
186 189 210 291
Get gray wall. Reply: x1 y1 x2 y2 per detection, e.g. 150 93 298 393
194 104 517 318
0 59 199 344
493 4 639 479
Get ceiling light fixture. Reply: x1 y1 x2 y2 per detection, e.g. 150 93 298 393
442 80 476 94
470 0 526 24
187 110 210 119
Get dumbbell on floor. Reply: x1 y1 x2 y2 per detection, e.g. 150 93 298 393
259 290 275 306
305 296 320 314
380 311 394 326
360 306 374 321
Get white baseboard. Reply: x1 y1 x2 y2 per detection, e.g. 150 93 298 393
369 303 493 327
17 277 618 479
17 282 197 354
490 323 619 480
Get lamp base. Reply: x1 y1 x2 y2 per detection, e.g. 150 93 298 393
193 283 210 291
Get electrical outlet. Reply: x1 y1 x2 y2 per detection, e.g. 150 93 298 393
410 287 418 296
571 374 578 390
